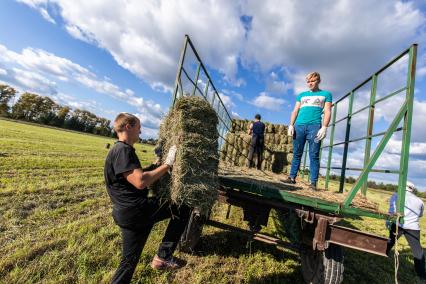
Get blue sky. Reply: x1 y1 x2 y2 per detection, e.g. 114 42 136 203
1 0 426 189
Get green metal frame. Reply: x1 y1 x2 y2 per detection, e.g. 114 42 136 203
318 44 417 220
172 35 233 150
172 35 417 220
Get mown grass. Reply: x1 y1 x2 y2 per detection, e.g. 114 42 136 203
0 118 424 284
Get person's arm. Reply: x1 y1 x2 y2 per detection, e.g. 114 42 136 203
124 145 177 190
388 193 397 215
288 102 300 136
289 102 301 126
248 123 253 135
124 165 170 190
322 102 332 127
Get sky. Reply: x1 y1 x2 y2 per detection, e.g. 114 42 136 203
1 0 426 189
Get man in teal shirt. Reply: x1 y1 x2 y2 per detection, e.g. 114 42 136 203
283 72 332 190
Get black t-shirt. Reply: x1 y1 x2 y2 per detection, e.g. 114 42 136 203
104 141 147 211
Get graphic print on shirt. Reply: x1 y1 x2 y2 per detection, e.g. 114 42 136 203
300 95 326 109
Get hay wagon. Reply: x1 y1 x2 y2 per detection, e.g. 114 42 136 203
172 35 418 284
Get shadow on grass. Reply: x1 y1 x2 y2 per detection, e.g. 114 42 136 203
191 230 305 283
193 230 298 261
246 270 303 284
343 247 421 284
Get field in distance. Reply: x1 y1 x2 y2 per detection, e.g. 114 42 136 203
0 118 424 283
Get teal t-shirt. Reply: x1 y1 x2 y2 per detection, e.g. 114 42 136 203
295 90 332 125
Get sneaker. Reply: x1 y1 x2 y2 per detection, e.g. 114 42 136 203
281 177 296 184
151 255 186 270
309 183 318 191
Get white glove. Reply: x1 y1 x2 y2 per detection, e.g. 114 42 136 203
316 126 327 141
164 145 177 167
287 125 294 136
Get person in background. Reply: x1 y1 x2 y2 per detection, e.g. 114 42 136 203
247 114 265 170
386 181 426 280
104 112 191 284
283 72 332 190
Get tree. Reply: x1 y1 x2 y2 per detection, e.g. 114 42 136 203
11 93 59 122
50 106 70 127
0 84 17 117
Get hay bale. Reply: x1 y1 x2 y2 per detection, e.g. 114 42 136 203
286 153 293 164
157 96 219 215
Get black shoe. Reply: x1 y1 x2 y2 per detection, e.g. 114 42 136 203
309 183 318 191
249 223 261 233
281 177 296 184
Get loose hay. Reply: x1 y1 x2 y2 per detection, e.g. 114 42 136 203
219 165 380 212
156 96 219 215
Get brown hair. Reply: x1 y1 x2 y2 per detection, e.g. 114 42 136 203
113 112 139 133
306 72 321 82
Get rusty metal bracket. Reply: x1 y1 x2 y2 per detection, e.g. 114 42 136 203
328 224 388 256
313 217 329 250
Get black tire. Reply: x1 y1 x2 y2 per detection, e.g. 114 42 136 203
178 209 205 253
300 244 344 284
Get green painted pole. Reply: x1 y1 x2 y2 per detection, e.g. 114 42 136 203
339 92 354 193
325 103 338 190
203 79 210 100
191 62 201 96
362 75 377 196
343 101 407 207
397 44 417 223
172 35 189 107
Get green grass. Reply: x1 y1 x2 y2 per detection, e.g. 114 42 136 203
0 118 424 283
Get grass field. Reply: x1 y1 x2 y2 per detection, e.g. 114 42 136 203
1 118 425 284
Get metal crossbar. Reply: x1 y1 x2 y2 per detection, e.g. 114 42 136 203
172 35 417 221
301 44 417 220
172 35 233 150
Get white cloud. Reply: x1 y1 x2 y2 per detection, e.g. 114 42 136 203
51 92 99 111
0 68 7 76
65 24 95 44
266 71 292 94
251 92 285 111
0 43 165 131
24 0 246 90
218 92 235 110
39 7 55 24
222 89 244 101
21 1 426 99
243 0 425 96
17 0 56 24
231 111 241 118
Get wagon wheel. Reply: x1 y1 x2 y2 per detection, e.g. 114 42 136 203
300 244 344 284
178 208 206 253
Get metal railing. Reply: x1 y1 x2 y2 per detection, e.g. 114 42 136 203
172 35 417 219
172 35 233 150
300 44 417 218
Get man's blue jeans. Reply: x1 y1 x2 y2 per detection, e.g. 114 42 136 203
289 124 321 184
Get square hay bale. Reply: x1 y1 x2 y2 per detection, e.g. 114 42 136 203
157 96 219 215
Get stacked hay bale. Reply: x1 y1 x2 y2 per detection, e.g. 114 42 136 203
220 119 293 173
155 96 219 215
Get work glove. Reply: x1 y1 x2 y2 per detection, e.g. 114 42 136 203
287 125 294 137
316 126 327 141
385 220 393 231
164 145 177 167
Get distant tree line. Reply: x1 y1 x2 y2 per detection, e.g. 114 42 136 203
0 84 114 137
329 173 426 198
140 138 158 145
